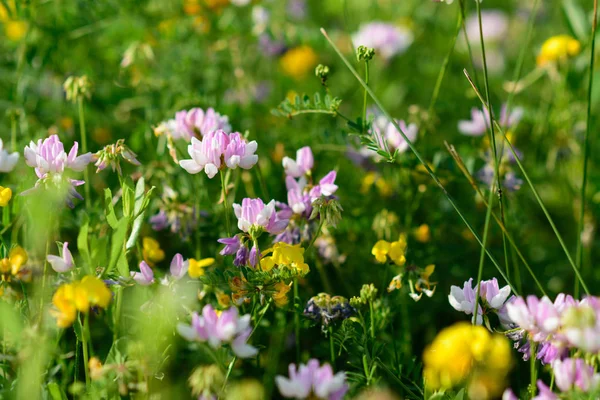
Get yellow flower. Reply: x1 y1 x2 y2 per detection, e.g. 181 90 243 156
537 35 581 66
5 20 27 41
280 46 318 79
260 243 309 274
142 237 165 266
387 274 403 292
51 276 112 328
361 172 377 194
188 257 215 278
8 246 27 275
0 186 12 207
423 323 512 399
414 224 431 243
216 291 231 308
371 240 390 263
388 234 407 266
272 281 291 307
204 0 229 11
89 357 104 380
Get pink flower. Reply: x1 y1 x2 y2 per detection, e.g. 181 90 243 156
233 198 289 235
553 358 600 393
177 304 258 358
283 146 314 177
308 171 338 200
458 104 523 137
131 261 155 285
352 22 413 61
47 242 74 273
169 253 188 280
276 359 348 400
533 381 558 400
179 130 258 178
175 107 231 140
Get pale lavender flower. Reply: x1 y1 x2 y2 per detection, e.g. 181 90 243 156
465 11 508 43
0 139 19 173
448 278 511 325
179 131 258 178
217 236 241 256
448 278 483 324
533 381 558 400
287 0 307 20
502 389 518 400
506 295 562 340
177 304 258 358
234 245 249 267
283 146 314 178
175 108 231 140
286 176 312 216
561 296 600 353
369 111 418 156
258 34 286 57
553 358 600 393
308 171 338 200
233 198 289 235
276 359 348 400
352 22 413 61
249 245 260 268
131 261 154 285
170 253 189 280
458 104 523 136
47 242 74 273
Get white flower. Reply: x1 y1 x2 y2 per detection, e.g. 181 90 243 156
0 139 19 173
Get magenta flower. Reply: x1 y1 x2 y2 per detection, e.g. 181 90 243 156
308 171 339 200
286 176 312 215
233 198 289 235
352 22 413 61
175 107 231 140
283 146 314 178
553 358 600 393
131 261 155 285
217 236 241 256
275 359 348 400
179 130 258 178
177 304 258 358
47 242 74 273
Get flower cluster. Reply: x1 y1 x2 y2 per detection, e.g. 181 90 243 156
368 110 418 157
388 264 436 301
448 277 512 326
179 130 258 178
93 139 140 175
423 322 512 399
260 242 309 274
141 237 165 266
23 134 92 206
275 359 348 400
149 186 203 240
352 22 413 61
372 234 407 265
458 104 523 137
537 35 581 67
51 276 112 328
303 293 355 328
154 107 231 141
177 304 258 358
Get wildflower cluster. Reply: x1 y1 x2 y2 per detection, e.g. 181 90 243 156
51 276 112 328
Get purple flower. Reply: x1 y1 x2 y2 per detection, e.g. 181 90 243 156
233 198 289 236
275 359 348 400
465 11 508 43
179 131 258 178
170 253 188 280
506 295 562 339
175 107 231 140
177 304 258 358
448 278 483 324
47 242 74 273
286 176 312 216
370 113 418 155
553 358 600 393
217 236 241 256
533 381 558 400
458 104 523 137
131 261 155 285
258 34 286 57
234 245 249 267
150 210 169 231
249 244 260 268
283 146 314 178
352 22 413 61
308 171 339 200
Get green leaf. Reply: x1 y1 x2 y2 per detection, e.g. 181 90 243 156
562 0 589 43
270 92 342 118
453 389 465 400
126 179 155 250
47 382 67 400
122 182 135 218
107 218 128 276
104 188 118 229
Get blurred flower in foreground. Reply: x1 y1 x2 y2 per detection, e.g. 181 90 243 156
177 304 258 358
0 186 12 207
280 46 318 79
352 22 413 61
188 364 223 400
23 134 92 206
0 138 19 172
448 277 512 325
94 139 140 174
276 359 348 400
552 358 600 393
0 246 28 282
179 130 258 178
131 261 155 286
47 242 74 273
142 237 165 266
304 293 355 328
51 276 112 328
465 11 508 43
423 322 512 399
537 35 581 67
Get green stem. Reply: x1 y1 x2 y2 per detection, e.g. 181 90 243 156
220 171 231 237
306 217 325 252
221 356 237 394
369 300 375 340
293 278 300 363
530 342 538 397
329 326 335 365
320 28 516 293
82 313 91 387
463 70 590 295
575 0 598 294
113 286 123 342
77 97 91 210
362 60 369 132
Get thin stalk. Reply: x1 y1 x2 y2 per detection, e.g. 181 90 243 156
221 356 237 394
10 115 17 153
306 217 325 252
113 286 123 342
575 0 598 293
82 313 91 387
464 69 590 295
362 60 369 131
39 218 53 323
320 28 516 293
220 171 231 237
369 299 375 340
458 0 480 90
329 326 335 364
530 343 538 397
293 278 300 363
255 161 270 201
77 97 91 209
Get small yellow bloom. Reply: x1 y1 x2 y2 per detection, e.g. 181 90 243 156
537 35 581 66
89 357 104 380
371 240 390 263
8 246 27 275
51 283 78 328
414 224 431 243
188 257 215 278
0 186 12 207
280 46 318 79
51 276 112 328
272 281 291 307
78 276 112 309
5 20 27 41
260 243 309 274
142 237 165 266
